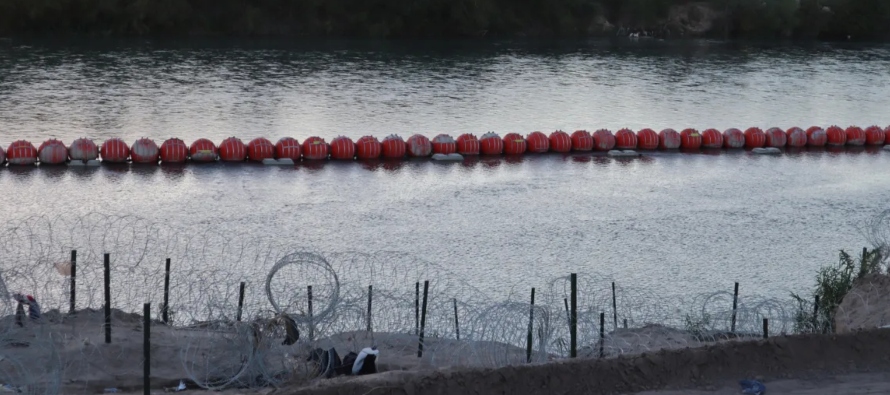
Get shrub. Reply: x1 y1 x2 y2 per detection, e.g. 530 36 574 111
791 248 884 334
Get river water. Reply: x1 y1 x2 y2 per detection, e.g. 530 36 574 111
1 38 889 303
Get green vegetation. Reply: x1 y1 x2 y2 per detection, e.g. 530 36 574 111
791 248 885 334
0 0 888 39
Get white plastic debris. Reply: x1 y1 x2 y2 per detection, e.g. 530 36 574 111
352 347 379 375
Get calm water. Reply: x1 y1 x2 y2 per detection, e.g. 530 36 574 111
1 38 890 301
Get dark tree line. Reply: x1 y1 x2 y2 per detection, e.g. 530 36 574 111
0 0 887 40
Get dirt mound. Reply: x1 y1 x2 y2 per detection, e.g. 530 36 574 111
835 273 890 333
285 329 890 395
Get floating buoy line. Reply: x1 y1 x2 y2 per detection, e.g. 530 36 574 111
1 125 888 166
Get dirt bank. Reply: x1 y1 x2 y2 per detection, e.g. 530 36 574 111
836 273 890 333
6 308 890 395
284 328 890 395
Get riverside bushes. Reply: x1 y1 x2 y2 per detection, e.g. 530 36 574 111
0 0 887 40
791 248 885 334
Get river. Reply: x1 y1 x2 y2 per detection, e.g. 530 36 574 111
1 38 889 305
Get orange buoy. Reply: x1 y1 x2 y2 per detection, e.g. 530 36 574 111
825 126 846 146
247 137 275 161
6 140 37 165
381 134 406 158
658 129 681 149
38 139 68 165
743 127 766 149
190 138 219 162
69 138 99 161
355 136 381 159
100 138 130 163
456 133 480 155
785 127 807 147
503 133 527 155
526 131 549 153
615 128 637 149
764 128 787 148
219 137 247 162
845 126 865 146
159 138 188 163
864 126 884 145
885 126 890 144
570 130 593 151
636 128 658 150
330 136 356 160
432 134 456 155
479 132 503 155
722 128 745 148
700 128 723 149
275 137 302 161
131 138 159 163
679 128 702 149
593 129 616 151
406 134 432 157
805 127 827 147
548 130 571 153
302 136 329 160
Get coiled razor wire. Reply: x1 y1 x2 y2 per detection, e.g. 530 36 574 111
264 252 340 327
0 212 814 393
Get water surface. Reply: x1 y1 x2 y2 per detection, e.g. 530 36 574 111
1 39 889 301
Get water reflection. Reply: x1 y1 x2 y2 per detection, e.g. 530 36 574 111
2 39 888 143
298 160 327 172
504 155 524 165
130 164 160 175
159 163 187 180
36 165 68 180
380 159 404 172
571 155 592 164
460 158 479 169
4 165 35 178
68 167 99 182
